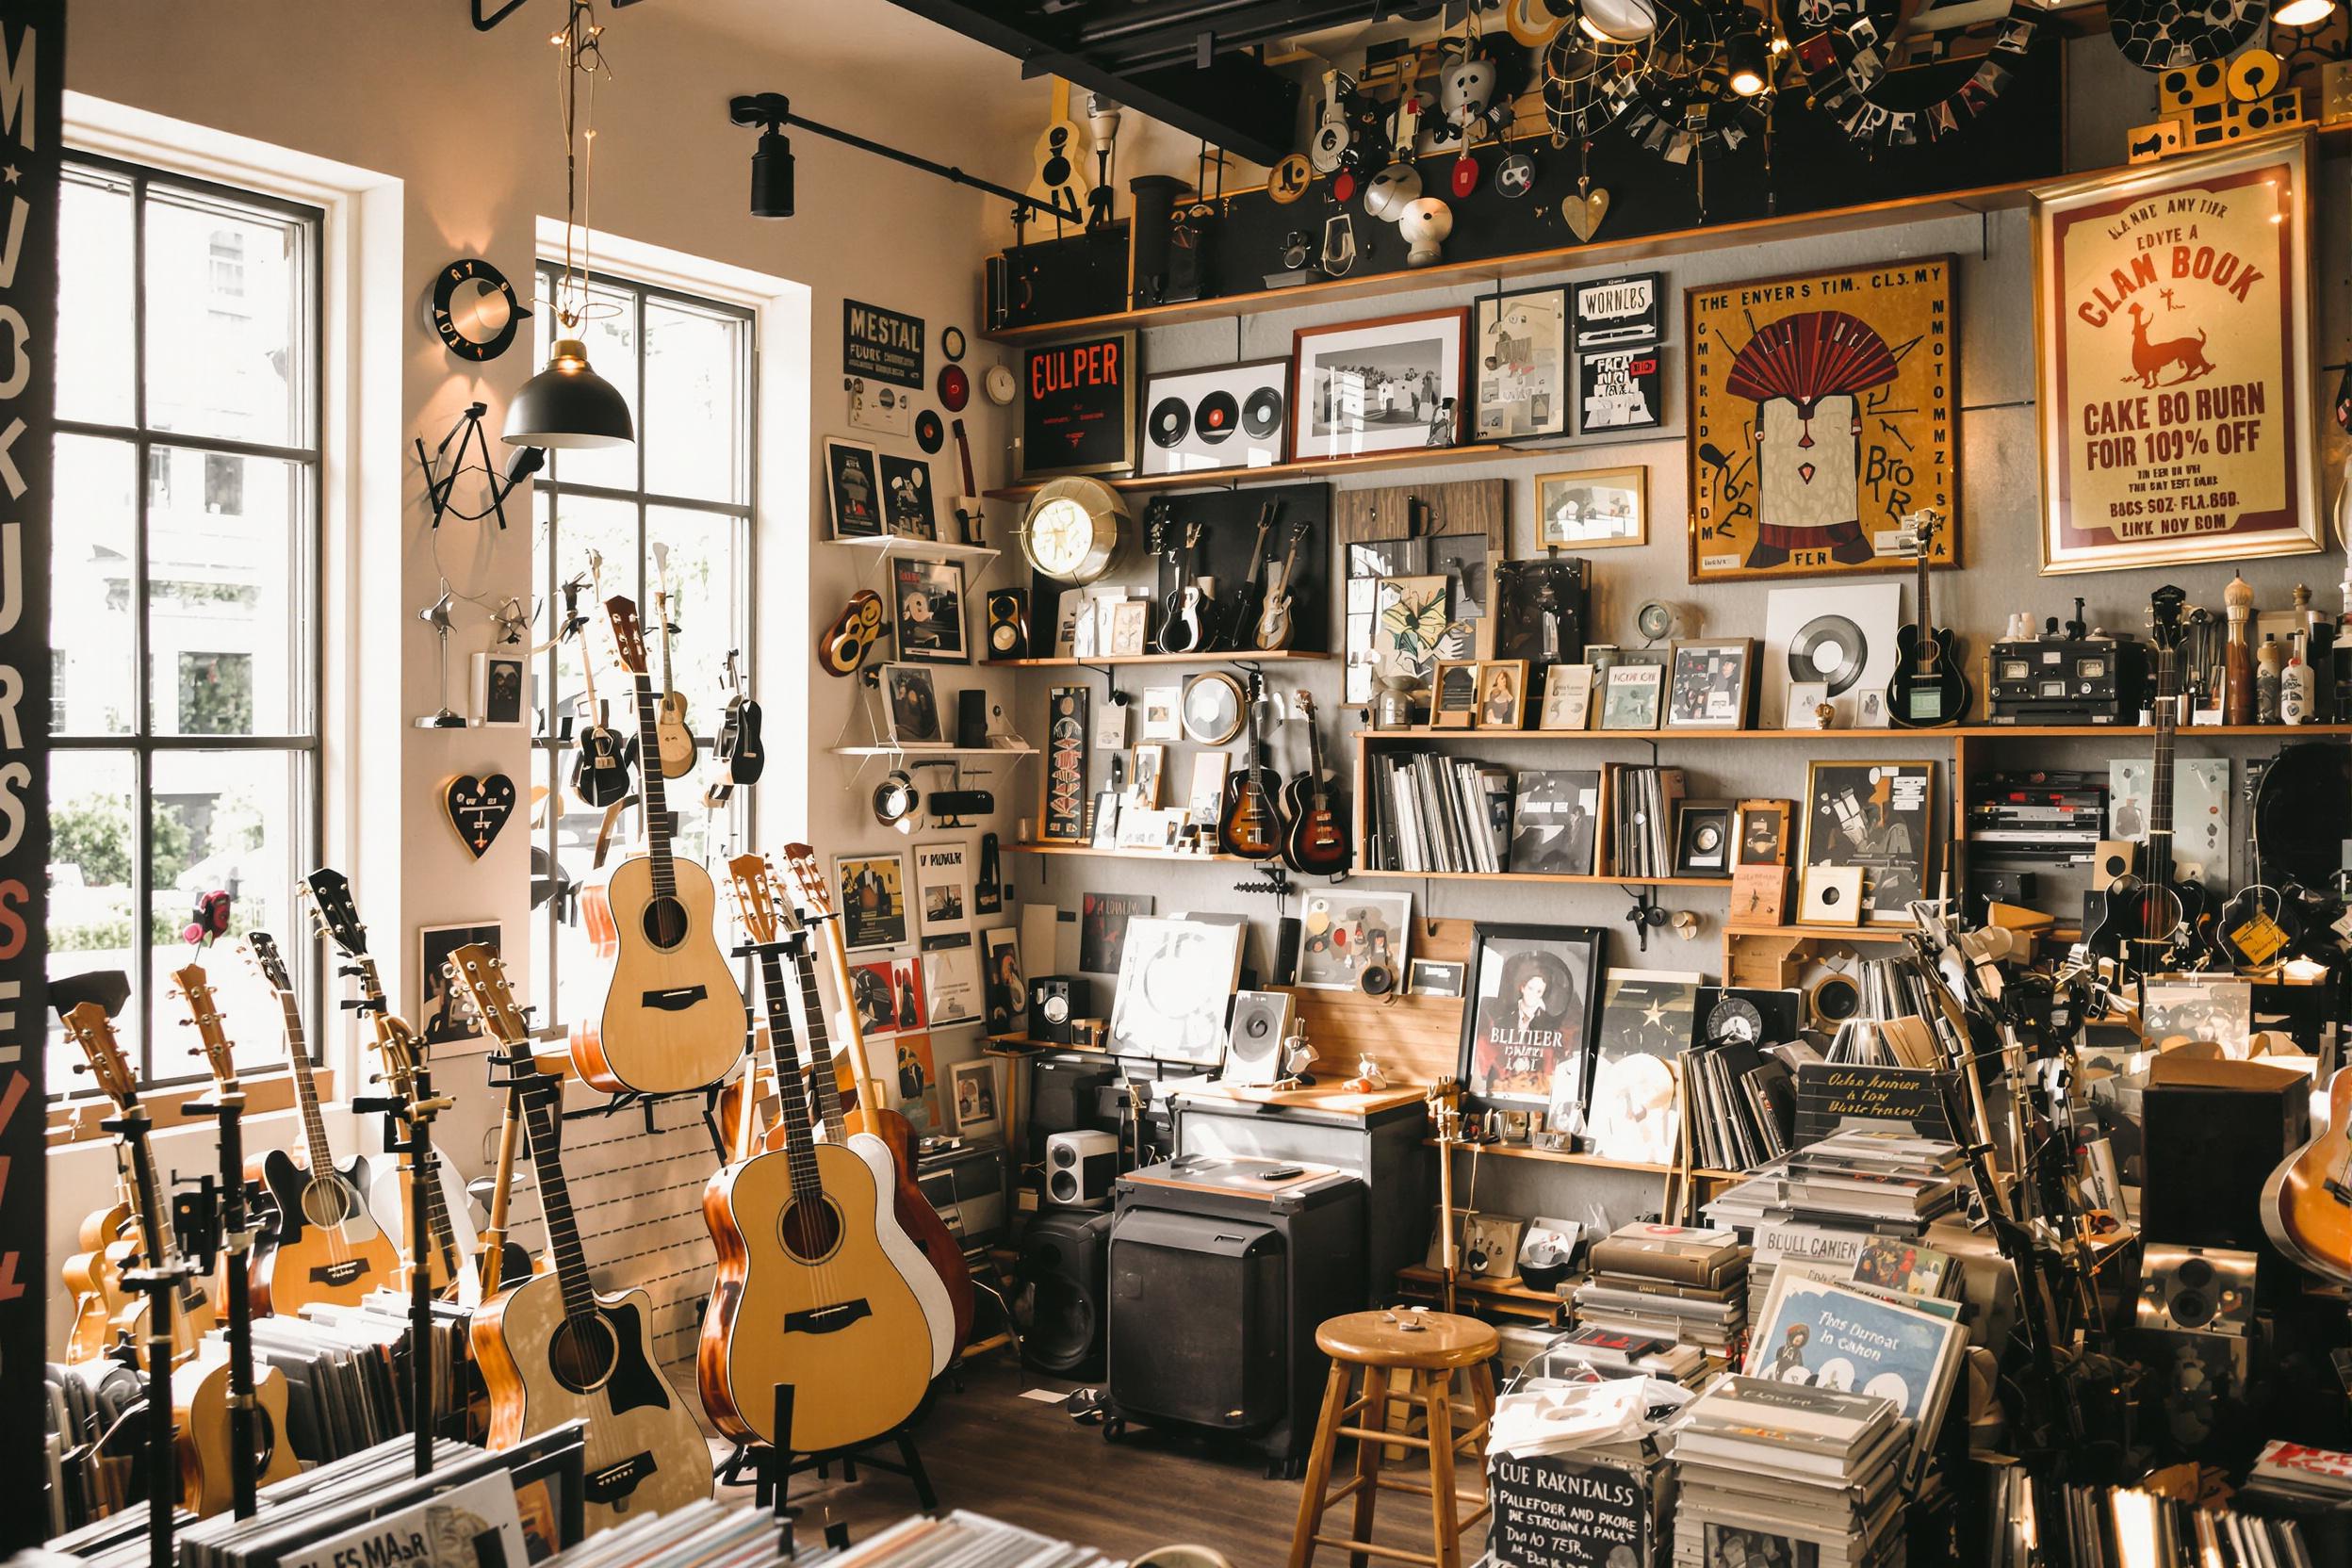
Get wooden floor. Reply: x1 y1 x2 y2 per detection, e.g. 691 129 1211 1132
714 1356 1494 1568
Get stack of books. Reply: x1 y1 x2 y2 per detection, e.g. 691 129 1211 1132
1743 1274 1968 1488
1670 1376 1914 1568
1362 750 1514 873
1548 1323 1709 1384
2013 1475 2322 1568
1743 1217 1873 1329
1782 1130 1967 1231
1571 1223 1749 1356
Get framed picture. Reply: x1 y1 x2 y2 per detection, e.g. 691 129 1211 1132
1409 958 1466 999
982 926 1025 1036
1457 923 1608 1118
471 650 528 728
1291 308 1470 461
1019 330 1139 481
1575 346 1663 433
1736 798 1794 866
1799 760 1936 925
2032 139 2321 574
1138 357 1290 475
911 841 972 948
1672 799 1736 878
1041 684 1088 842
1082 891 1154 974
1476 660 1529 729
877 453 937 540
1571 271 1664 349
1686 256 1959 582
1665 638 1755 729
1109 598 1151 658
1129 743 1166 808
1536 466 1645 549
1295 890 1413 990
1493 557 1589 674
1598 662 1663 731
823 436 884 539
1185 752 1229 827
1509 769 1601 876
417 921 500 1050
949 1058 1002 1137
891 557 967 662
1786 678 1833 729
1800 863 1868 925
889 1025 942 1129
879 662 943 743
1108 916 1247 1064
1538 664 1594 731
1139 685 1182 742
1374 575 1455 689
1116 807 1184 852
923 939 983 1026
1473 285 1568 441
1431 660 1481 728
1760 581 1902 727
1587 972 1702 1159
835 852 909 952
1429 533 1493 657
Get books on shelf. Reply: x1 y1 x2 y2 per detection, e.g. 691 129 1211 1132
1364 749 1516 874
2001 1471 2323 1568
1576 1223 1751 1355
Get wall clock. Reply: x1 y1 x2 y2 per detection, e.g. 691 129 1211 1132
985 365 1018 406
1020 477 1132 584
430 257 530 362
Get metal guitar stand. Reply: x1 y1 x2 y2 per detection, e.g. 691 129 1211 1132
716 1383 940 1520
177 1086 261 1517
105 1108 191 1568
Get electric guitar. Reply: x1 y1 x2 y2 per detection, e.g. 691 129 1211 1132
950 418 986 547
1217 672 1285 859
2084 586 2215 978
1281 692 1350 876
1161 520 1217 655
1887 511 1971 727
451 945 712 1532
1253 514 1311 652
706 648 764 808
571 593 746 1096
649 542 697 780
699 858 949 1454
2262 1064 2352 1284
1222 505 1277 657
569 560 636 809
243 933 400 1314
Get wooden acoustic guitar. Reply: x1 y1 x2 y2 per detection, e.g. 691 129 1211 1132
62 1194 137 1361
242 934 400 1314
649 542 697 780
571 591 746 1096
1281 692 1351 876
699 858 949 1454
449 945 712 1532
2263 1064 2352 1284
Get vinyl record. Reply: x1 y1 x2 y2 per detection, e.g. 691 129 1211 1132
1788 613 1868 695
1148 397 1191 449
1195 390 1239 445
937 364 971 412
914 409 944 453
1242 386 1284 438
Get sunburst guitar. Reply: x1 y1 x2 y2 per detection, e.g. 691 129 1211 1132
818 591 888 677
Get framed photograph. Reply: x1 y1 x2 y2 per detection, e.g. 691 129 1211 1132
1473 285 1568 441
1736 798 1794 866
1799 760 1936 924
823 436 884 538
1571 271 1664 349
879 662 943 743
1291 308 1471 461
1575 346 1663 433
1476 660 1529 729
1665 638 1755 729
471 650 528 728
982 926 1026 1036
1509 769 1601 876
1598 662 1663 731
923 939 983 1027
891 557 967 662
1129 743 1166 808
1536 466 1645 549
1429 533 1493 657
1431 660 1481 728
1687 256 1958 582
1539 664 1595 731
949 1058 1002 1137
1587 972 1702 1159
1786 678 1833 729
1185 751 1229 827
877 453 937 540
849 960 898 1037
1374 575 1454 689
1115 807 1184 852
889 1024 942 1129
835 852 909 952
1408 958 1466 999
2032 139 2321 575
1493 557 1589 674
1457 923 1608 1118
911 841 972 948
1109 598 1151 658
417 922 500 1050
1295 890 1412 990
1019 330 1139 481
1760 581 1902 727
1139 357 1290 475
1139 685 1182 742
1672 799 1736 878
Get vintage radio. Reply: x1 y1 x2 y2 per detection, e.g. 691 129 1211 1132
1987 635 2150 726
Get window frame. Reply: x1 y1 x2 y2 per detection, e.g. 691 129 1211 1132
529 263 759 1038
50 149 327 1093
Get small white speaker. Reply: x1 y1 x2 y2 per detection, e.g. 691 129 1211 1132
1044 1129 1118 1209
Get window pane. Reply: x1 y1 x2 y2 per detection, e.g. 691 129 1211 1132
143 184 310 448
536 270 638 491
646 505 745 740
148 446 312 736
545 492 639 739
57 167 135 426
48 751 141 1090
644 298 747 503
53 434 138 736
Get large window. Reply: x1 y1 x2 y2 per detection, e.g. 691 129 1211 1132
530 266 755 1034
49 155 322 1091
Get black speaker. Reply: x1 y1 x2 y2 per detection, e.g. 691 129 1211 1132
1028 975 1086 1044
1274 916 1301 988
957 689 988 749
2142 1059 2311 1296
1028 1049 1120 1162
1015 1209 1113 1376
986 588 1029 662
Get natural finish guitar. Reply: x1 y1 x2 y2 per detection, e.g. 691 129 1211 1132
62 1193 137 1361
649 542 697 780
571 592 746 1096
242 933 400 1314
451 945 712 1533
699 858 948 1454
2263 1065 2352 1284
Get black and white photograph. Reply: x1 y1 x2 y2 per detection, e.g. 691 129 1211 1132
1537 466 1646 549
1291 308 1468 460
912 840 971 947
1108 915 1247 1064
1576 346 1663 432
1666 638 1755 729
471 649 528 728
950 1058 1001 1136
1457 923 1607 1118
1408 959 1466 998
891 556 968 662
1494 557 1588 673
1510 769 1601 875
835 852 909 952
417 921 500 1049
1472 286 1567 441
824 435 884 538
878 452 937 540
1294 890 1412 989
881 662 943 743
1800 760 1936 925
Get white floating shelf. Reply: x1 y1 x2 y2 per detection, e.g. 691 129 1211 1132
824 534 1002 567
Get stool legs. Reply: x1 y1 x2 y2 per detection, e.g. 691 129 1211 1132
1288 1357 1497 1568
1423 1376 1462 1568
1289 1363 1354 1568
1348 1365 1391 1568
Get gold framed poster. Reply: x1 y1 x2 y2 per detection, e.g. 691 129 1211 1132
1686 257 1958 583
2031 136 2322 575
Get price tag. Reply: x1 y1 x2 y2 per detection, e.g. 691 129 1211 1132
2230 911 2290 967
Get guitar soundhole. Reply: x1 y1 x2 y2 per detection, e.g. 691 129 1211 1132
549 1314 620 1394
300 1180 353 1230
253 1408 280 1470
640 895 690 949
778 1196 843 1264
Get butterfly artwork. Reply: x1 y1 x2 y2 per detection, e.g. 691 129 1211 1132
1375 574 1453 686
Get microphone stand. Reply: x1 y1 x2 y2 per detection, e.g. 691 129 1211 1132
181 1083 260 1517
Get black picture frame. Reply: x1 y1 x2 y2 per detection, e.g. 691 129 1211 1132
1570 271 1664 349
1493 557 1588 673
880 662 943 744
877 452 938 540
1457 922 1609 1119
824 437 883 538
1020 329 1139 481
891 556 968 663
1575 346 1664 433
1672 800 1736 878
1800 760 1936 924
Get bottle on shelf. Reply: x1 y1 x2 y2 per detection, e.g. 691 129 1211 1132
2224 572 2256 726
2257 633 2285 725
2282 635 2314 726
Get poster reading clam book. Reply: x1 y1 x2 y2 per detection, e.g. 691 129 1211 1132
2033 137 2320 574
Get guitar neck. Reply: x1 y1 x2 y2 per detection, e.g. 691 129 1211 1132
279 993 339 1182
2148 647 2179 881
787 932 850 1140
813 910 890 1115
751 946 830 1198
628 675 676 880
953 419 979 498
516 1084 601 1324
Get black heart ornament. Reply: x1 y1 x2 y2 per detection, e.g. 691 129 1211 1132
442 772 517 859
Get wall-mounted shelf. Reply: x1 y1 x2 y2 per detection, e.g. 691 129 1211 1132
1723 923 1917 941
1360 722 2352 743
986 442 1511 502
1004 841 1250 864
1001 648 1334 669
825 534 1002 568
830 743 1037 760
1352 868 1733 890
1428 1137 1740 1183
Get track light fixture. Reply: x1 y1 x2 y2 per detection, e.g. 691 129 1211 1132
728 91 1082 225
1727 21 1771 97
2274 0 2336 26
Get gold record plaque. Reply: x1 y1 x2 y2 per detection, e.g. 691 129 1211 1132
2031 137 2321 575
1687 258 1957 583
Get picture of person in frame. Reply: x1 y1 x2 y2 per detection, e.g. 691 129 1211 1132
1481 665 1518 726
887 665 941 743
1468 945 1583 1101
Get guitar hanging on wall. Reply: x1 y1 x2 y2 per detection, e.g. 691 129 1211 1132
649 542 697 780
1886 510 1971 727
1217 672 1286 860
1282 692 1351 876
569 558 636 809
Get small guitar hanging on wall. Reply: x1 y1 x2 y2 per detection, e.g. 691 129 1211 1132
442 772 518 859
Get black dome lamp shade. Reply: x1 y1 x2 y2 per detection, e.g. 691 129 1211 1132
503 335 632 449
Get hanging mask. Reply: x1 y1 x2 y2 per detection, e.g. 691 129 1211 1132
1441 58 1498 129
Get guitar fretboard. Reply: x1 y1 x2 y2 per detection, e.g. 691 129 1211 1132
787 929 850 1143
518 1082 600 1326
626 676 677 898
2147 642 2179 890
752 947 825 1204
279 992 340 1183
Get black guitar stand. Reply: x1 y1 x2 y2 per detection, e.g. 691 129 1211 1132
356 1071 448 1477
106 1109 191 1568
177 1085 262 1518
716 1383 939 1520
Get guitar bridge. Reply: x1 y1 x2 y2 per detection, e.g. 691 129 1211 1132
582 1450 655 1504
784 1300 873 1335
640 986 709 1011
308 1259 370 1287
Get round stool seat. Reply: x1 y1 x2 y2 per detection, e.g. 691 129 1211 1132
1315 1310 1497 1371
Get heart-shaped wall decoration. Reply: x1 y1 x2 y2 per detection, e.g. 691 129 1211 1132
442 773 517 859
1562 188 1611 242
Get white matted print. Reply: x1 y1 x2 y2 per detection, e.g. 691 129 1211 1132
1294 890 1413 989
912 841 972 948
1537 466 1646 549
1760 581 1902 727
950 1058 1002 1135
1473 286 1568 441
1291 309 1469 460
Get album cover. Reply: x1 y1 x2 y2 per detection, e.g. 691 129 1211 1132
849 959 899 1037
1586 972 1702 1162
1081 890 1154 973
1509 769 1601 875
982 926 1025 1036
1108 916 1246 1065
1494 557 1587 672
923 937 982 1027
890 556 966 662
1458 923 1607 1119
889 956 927 1035
912 841 972 949
1745 1277 1963 1434
1799 760 1935 924
2140 977 2253 1057
889 1028 943 1131
1576 346 1663 433
1223 989 1293 1086
1703 1524 1819 1568
1759 582 1902 727
835 853 908 953
877 452 937 540
1294 890 1412 989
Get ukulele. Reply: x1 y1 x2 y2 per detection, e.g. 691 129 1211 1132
243 933 400 1314
779 845 972 1355
950 418 986 547
1027 77 1090 222
2084 587 2215 978
571 593 746 1096
1217 672 1286 860
1222 505 1277 657
1886 511 1971 727
1281 692 1351 876
705 648 765 808
569 559 636 809
450 946 712 1532
817 590 888 678
1160 520 1217 655
699 858 950 1455
1253 514 1312 652
2262 1064 2352 1284
649 542 697 780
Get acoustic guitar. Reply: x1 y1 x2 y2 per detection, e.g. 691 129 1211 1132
1281 692 1351 876
242 934 400 1314
570 592 746 1096
568 560 636 809
1217 671 1285 860
62 1194 137 1361
699 858 949 1454
2263 1065 2352 1284
1886 511 1971 727
450 945 712 1532
649 542 697 780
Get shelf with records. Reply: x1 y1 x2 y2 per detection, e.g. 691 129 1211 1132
1358 721 2352 744
997 647 1331 668
1004 841 1250 863
1427 1137 1741 1184
1355 747 1732 881
982 442 1511 501
1353 867 1734 888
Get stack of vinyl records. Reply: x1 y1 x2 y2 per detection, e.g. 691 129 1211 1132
1780 1130 1966 1231
813 1509 1118 1568
1571 1223 1748 1356
2242 1438 2352 1509
1685 1037 1796 1172
1545 1324 1709 1385
1361 750 1514 873
2004 1473 2323 1568
249 1292 475 1462
1609 764 1686 880
1742 1222 1964 1334
1669 1376 1915 1568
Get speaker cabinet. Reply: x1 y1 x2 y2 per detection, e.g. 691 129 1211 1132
1029 975 1086 1043
2142 1057 2311 1296
986 588 1029 662
1046 1129 1118 1208
1014 1209 1113 1376
1028 1051 1121 1164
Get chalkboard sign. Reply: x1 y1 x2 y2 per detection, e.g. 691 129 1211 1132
1019 330 1137 482
843 298 924 389
1794 1061 1952 1143
1489 1451 1652 1568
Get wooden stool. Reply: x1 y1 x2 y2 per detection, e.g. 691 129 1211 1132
1287 1310 1498 1568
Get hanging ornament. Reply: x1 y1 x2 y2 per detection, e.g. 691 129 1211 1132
1794 0 2047 149
1602 4 1769 161
1544 19 1641 142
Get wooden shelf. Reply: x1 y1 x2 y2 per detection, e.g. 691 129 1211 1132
1429 1137 1740 1182
1352 867 1734 889
1003 648 1332 669
986 442 1511 501
1723 923 1917 941
825 534 1001 565
830 743 1037 759
1004 841 1250 863
1396 1264 1562 1306
1361 723 2352 743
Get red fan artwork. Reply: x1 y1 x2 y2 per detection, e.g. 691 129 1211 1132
1723 310 1903 569
1723 310 1900 416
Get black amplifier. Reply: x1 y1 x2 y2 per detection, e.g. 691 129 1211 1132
1987 636 2150 725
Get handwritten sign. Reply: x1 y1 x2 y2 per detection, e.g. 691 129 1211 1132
1794 1062 1951 1142
1489 1452 1651 1568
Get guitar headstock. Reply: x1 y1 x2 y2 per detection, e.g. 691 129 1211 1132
1902 510 1940 556
301 868 367 958
170 963 239 1091
53 971 137 1112
245 931 294 995
1183 520 1202 549
727 853 784 945
779 842 835 920
605 595 649 676
1295 688 1316 719
443 943 530 1048
2149 585 2187 651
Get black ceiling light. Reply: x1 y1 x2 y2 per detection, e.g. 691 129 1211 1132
1726 18 1771 97
728 92 1079 226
